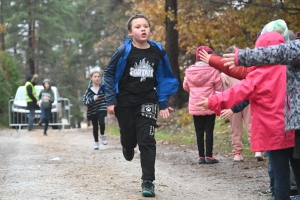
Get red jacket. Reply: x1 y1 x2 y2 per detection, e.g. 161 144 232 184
209 54 256 80
208 31 294 152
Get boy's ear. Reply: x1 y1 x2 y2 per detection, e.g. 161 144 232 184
128 30 133 36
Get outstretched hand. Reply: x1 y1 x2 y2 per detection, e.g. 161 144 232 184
221 53 236 69
160 107 174 119
195 97 209 110
220 109 233 120
221 46 238 69
199 50 211 64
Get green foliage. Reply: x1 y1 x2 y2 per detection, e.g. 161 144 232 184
177 108 193 126
0 51 20 126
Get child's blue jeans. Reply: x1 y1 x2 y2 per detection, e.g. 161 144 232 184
41 108 51 133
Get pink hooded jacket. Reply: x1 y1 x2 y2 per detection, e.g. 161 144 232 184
183 61 223 116
208 31 294 152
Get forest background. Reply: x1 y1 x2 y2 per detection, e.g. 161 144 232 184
1 0 300 128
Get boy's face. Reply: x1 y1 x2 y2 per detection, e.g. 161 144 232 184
128 18 150 42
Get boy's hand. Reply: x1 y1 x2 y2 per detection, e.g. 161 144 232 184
107 105 115 115
199 50 211 64
94 95 99 100
220 109 233 120
195 97 209 110
159 107 174 119
43 96 50 100
221 53 236 69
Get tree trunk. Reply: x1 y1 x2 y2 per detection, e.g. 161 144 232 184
165 0 183 109
0 0 5 51
27 0 36 74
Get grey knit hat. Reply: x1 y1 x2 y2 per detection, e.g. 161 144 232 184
43 79 50 84
42 79 51 87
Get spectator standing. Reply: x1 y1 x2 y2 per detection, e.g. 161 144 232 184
25 74 39 131
183 45 223 164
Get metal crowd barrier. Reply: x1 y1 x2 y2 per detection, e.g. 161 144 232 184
8 98 72 131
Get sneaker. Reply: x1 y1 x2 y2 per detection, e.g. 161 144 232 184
94 142 99 150
198 157 206 164
101 135 107 145
260 187 272 196
291 195 300 200
122 148 134 161
233 154 244 161
141 180 155 197
43 132 47 136
255 152 264 161
205 156 219 164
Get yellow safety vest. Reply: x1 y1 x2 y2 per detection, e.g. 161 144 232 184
25 81 38 102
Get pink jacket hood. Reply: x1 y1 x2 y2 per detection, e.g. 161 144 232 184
208 31 294 152
183 61 223 116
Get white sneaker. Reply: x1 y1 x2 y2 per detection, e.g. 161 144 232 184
94 142 99 150
101 135 107 145
255 152 264 161
233 154 244 161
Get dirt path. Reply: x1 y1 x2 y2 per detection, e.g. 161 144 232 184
0 128 269 200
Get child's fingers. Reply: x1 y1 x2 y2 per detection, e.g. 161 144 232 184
168 107 174 111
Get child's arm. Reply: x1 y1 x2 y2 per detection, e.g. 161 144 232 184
182 76 190 92
155 53 179 113
199 50 255 80
50 90 55 103
230 99 250 113
209 54 256 80
196 78 253 115
38 91 42 100
82 89 95 106
104 46 125 107
223 40 300 68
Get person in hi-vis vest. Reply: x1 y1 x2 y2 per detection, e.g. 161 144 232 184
25 74 38 131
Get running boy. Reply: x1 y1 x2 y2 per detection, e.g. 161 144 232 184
104 14 178 197
83 71 108 150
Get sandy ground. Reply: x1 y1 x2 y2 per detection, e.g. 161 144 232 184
0 127 270 200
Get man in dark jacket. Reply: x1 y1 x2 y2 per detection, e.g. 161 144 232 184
25 74 38 131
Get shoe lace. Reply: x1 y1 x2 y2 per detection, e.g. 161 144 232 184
143 180 154 189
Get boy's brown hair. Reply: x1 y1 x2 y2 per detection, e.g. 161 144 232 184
126 14 151 31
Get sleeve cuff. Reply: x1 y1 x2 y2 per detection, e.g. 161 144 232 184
158 101 169 110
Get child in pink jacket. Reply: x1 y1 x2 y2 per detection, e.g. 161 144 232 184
196 30 297 199
183 45 223 164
